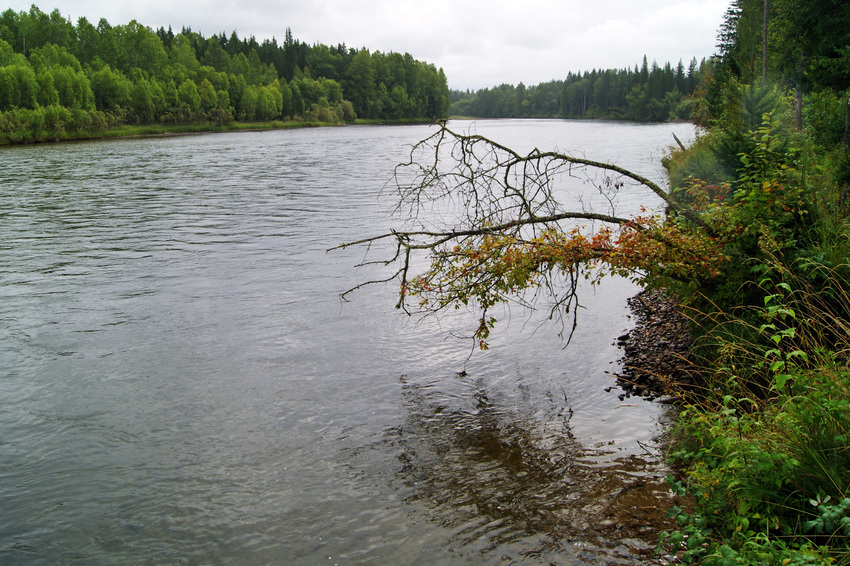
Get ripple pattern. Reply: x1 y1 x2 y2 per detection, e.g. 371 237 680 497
0 120 694 564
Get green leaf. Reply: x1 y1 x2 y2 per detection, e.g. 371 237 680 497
773 373 793 389
786 350 808 363
804 518 821 533
764 348 781 359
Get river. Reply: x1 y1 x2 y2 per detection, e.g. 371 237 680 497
0 119 695 565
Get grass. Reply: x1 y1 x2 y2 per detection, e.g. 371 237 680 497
660 253 850 565
0 117 439 146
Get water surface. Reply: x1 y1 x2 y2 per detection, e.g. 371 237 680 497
0 120 694 564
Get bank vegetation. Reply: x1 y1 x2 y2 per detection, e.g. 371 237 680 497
336 1 850 563
0 5 450 144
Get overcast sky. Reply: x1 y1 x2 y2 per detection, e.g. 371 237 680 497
7 0 730 91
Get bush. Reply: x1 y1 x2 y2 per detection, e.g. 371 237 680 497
662 256 850 564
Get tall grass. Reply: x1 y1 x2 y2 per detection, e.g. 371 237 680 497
663 246 850 564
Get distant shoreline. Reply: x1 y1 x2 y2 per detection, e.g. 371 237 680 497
0 118 436 147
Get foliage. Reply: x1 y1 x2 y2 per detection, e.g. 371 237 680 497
659 241 850 563
768 0 850 93
451 56 705 122
673 75 795 180
0 5 449 143
405 218 728 348
338 4 850 561
663 353 850 563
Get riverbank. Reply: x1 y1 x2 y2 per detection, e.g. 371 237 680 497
0 117 434 146
615 289 695 401
625 279 850 565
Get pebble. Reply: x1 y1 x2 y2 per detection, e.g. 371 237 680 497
614 289 695 401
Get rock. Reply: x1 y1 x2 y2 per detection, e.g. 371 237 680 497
615 289 694 400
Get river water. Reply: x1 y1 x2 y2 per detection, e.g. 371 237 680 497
0 119 695 565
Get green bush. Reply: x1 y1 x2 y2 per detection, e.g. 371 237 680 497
662 260 850 565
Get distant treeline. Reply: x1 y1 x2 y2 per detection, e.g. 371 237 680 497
0 5 450 143
451 56 708 122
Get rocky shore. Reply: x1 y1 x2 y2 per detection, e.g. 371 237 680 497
614 289 695 400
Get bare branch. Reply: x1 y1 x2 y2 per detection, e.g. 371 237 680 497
333 122 713 346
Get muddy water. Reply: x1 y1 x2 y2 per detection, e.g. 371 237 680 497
0 119 693 564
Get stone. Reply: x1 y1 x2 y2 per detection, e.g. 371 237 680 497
615 289 694 400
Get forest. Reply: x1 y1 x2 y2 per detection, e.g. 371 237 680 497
0 5 451 143
450 55 706 121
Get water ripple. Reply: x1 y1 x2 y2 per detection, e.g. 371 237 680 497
0 120 694 564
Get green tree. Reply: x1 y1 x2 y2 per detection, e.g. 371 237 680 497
115 20 167 73
387 84 410 118
155 77 178 115
344 49 377 118
170 34 200 76
95 18 119 68
88 63 131 111
0 38 26 66
307 43 343 80
0 5 449 137
130 78 155 123
226 72 245 114
227 52 251 81
36 66 59 106
238 84 258 119
770 0 850 141
212 88 232 123
340 99 356 122
277 79 293 117
717 0 765 82
28 43 82 71
176 78 201 119
281 27 298 80
0 64 39 109
255 83 282 120
201 36 230 71
72 17 99 64
50 65 83 108
197 77 217 116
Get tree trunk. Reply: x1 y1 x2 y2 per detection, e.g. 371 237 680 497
844 94 850 149
762 0 769 81
795 54 804 131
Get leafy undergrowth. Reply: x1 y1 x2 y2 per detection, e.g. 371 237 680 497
659 258 850 565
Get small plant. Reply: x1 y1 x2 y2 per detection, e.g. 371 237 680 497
806 495 850 540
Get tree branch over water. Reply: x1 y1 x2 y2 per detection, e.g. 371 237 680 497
331 122 723 347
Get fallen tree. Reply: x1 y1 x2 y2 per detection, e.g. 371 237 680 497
332 121 728 348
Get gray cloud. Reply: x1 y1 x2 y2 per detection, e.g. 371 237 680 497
6 0 727 90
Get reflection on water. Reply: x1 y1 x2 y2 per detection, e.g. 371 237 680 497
349 373 676 565
0 120 694 564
